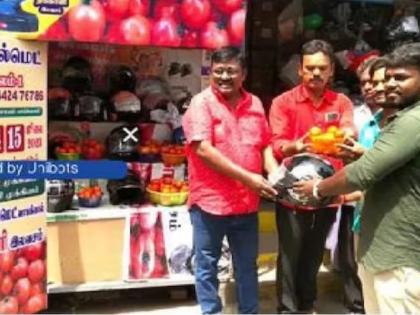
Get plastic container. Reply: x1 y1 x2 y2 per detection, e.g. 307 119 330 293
146 189 188 206
56 152 80 160
78 195 102 208
161 153 186 166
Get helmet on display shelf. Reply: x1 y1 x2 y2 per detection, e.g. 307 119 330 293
73 92 107 122
270 153 337 209
168 244 194 274
107 65 137 94
47 180 75 213
106 125 140 161
48 87 72 119
107 171 146 205
61 56 93 93
110 91 142 122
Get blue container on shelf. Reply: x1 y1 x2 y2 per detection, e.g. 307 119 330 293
78 195 102 208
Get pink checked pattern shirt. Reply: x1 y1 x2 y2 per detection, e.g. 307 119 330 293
182 87 271 216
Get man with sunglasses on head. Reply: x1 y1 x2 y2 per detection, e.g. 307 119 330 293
182 46 278 314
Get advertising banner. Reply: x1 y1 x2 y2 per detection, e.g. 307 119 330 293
0 37 48 314
126 205 232 282
127 205 169 280
0 0 246 49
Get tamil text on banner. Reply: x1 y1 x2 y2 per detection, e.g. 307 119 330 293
0 37 48 314
0 0 246 49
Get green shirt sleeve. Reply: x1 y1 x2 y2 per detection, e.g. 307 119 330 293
346 113 420 190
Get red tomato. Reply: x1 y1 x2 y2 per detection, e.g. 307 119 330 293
0 251 15 273
228 8 245 45
209 9 224 24
128 0 150 16
201 22 229 49
182 29 199 47
0 297 19 314
121 15 151 45
1 274 13 296
22 294 46 314
103 0 130 20
154 0 180 21
180 0 211 30
152 13 182 47
24 242 45 262
29 282 44 297
68 0 106 42
13 278 31 305
107 22 123 43
10 257 29 281
211 0 242 14
41 20 70 41
28 260 45 284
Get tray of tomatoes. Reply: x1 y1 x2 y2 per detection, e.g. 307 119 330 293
77 185 103 208
160 144 186 166
146 177 188 206
55 141 81 160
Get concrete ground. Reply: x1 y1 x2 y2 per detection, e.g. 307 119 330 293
45 263 348 314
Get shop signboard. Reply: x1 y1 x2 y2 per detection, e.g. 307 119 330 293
0 0 246 49
0 37 48 314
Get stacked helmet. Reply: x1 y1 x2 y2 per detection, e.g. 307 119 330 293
48 88 72 119
108 65 137 94
73 93 106 121
107 171 146 205
110 91 141 122
47 180 75 213
62 56 93 93
106 125 140 161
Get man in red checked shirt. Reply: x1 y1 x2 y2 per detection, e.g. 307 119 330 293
182 47 278 314
269 39 355 314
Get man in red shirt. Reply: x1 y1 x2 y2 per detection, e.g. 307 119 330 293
182 47 278 314
269 39 354 313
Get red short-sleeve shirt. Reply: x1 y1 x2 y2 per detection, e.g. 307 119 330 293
182 87 271 216
269 84 355 161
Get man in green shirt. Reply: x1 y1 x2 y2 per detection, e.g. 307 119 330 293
293 43 420 314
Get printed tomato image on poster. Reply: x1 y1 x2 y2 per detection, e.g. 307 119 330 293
7 0 247 49
0 241 48 314
127 208 169 280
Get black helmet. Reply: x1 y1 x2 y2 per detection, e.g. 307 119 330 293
48 88 72 120
108 65 137 94
271 153 336 209
107 171 146 205
62 56 93 93
73 92 107 122
106 125 140 161
47 180 75 213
